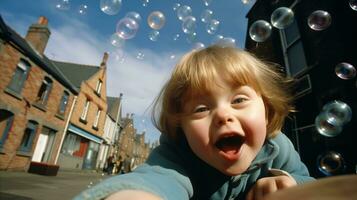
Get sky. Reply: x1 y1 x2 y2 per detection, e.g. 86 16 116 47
0 0 254 144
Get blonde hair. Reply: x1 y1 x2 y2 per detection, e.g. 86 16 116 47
152 46 294 140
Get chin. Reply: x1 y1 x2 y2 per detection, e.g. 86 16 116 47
219 165 248 176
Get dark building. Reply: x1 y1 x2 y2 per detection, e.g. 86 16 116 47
245 0 356 177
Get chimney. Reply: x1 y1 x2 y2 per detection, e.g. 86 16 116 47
101 52 109 67
25 16 51 54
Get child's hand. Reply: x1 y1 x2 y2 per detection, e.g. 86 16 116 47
245 175 296 200
106 190 163 200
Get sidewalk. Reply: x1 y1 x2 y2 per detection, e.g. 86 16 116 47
0 170 110 200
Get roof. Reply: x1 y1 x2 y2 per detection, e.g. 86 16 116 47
0 15 78 94
51 60 100 89
106 96 122 122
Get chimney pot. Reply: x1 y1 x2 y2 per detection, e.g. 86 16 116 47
101 52 109 66
38 16 48 25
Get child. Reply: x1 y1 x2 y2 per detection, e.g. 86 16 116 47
74 46 314 200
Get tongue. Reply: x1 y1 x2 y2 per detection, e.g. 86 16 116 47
220 145 239 155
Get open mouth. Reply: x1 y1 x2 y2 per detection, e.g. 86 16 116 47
215 134 244 155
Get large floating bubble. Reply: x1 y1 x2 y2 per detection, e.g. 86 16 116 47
249 20 272 42
335 62 356 80
56 0 70 10
322 100 352 126
142 0 149 7
110 33 125 47
317 151 346 176
148 11 166 30
100 0 122 15
271 7 294 29
149 30 160 41
307 10 331 31
315 111 343 137
350 0 357 11
201 9 213 23
116 17 139 39
125 12 142 24
177 5 192 21
182 16 197 34
78 4 88 15
206 19 220 35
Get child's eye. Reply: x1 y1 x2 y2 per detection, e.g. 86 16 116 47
232 97 247 104
194 106 209 113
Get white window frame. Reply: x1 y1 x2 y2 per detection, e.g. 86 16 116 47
93 109 101 128
95 80 102 95
80 99 90 120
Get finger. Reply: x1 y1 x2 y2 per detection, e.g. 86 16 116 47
262 180 278 196
276 176 296 189
245 186 255 200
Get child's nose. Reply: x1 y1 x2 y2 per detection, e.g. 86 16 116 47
214 107 235 126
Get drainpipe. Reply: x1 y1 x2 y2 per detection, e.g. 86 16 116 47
54 95 78 164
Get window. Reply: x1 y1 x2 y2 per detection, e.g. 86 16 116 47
61 133 88 158
36 77 53 105
7 59 31 94
95 80 102 96
93 109 101 128
19 120 38 152
280 19 308 77
0 110 14 148
80 99 90 121
58 91 69 115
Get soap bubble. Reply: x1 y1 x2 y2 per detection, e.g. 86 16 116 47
271 7 294 29
206 19 220 35
315 111 343 137
211 34 224 45
182 16 197 34
142 0 149 7
307 10 331 31
136 52 145 60
173 34 180 41
249 20 272 42
201 9 213 23
148 11 166 30
177 5 192 21
322 100 352 126
216 37 236 48
173 3 181 11
241 0 252 4
317 151 345 176
149 30 160 41
203 0 212 6
55 0 70 10
335 62 356 80
110 33 125 47
100 0 122 15
111 49 125 62
125 12 142 24
192 42 205 50
350 0 357 11
78 4 88 15
116 17 139 39
186 32 197 44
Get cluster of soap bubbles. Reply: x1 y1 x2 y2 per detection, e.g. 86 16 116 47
315 100 352 137
55 0 88 15
248 4 350 43
317 151 346 176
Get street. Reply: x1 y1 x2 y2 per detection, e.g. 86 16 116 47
0 170 110 200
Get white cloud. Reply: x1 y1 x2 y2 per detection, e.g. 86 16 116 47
42 17 185 142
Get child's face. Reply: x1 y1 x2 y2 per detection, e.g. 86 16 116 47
181 78 267 176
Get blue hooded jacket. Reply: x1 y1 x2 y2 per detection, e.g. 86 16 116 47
74 133 314 200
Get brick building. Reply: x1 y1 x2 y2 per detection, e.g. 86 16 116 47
55 53 108 170
0 16 78 171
